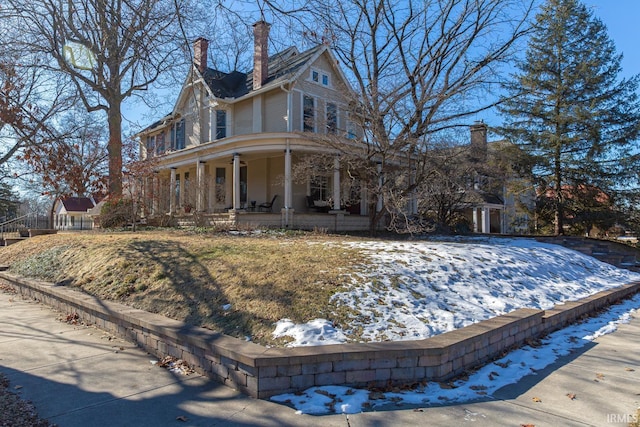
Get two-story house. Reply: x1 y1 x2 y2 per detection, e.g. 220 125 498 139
136 21 372 231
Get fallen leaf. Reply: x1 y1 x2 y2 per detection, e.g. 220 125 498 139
626 367 635 372
566 393 576 400
596 373 605 380
521 424 535 427
412 408 424 412
14 385 22 390
532 397 542 403
176 415 188 422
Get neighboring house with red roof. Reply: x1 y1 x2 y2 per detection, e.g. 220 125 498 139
53 197 96 230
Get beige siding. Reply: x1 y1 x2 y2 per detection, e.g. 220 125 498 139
233 99 253 135
264 90 287 132
247 159 268 204
291 90 302 132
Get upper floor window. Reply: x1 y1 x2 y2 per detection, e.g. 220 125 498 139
146 135 155 156
303 95 315 132
216 110 227 139
175 119 186 150
346 114 357 139
156 132 165 155
326 103 337 134
310 68 330 87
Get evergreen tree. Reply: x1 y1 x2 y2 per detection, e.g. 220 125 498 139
497 0 640 235
0 180 19 220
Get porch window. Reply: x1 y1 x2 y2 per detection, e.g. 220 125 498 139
215 167 226 204
216 110 227 139
326 103 337 134
240 166 247 205
303 95 315 132
310 175 329 202
184 172 190 207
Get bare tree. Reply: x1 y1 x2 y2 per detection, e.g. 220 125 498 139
18 108 109 198
286 0 535 231
2 0 194 197
0 58 74 172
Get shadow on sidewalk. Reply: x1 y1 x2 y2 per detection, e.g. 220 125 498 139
0 364 297 427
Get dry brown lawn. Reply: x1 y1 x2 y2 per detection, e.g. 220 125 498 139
0 229 369 346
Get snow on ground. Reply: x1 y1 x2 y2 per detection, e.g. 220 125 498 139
271 292 640 414
273 237 640 346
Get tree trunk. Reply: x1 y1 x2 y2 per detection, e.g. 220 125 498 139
107 101 123 198
554 135 563 236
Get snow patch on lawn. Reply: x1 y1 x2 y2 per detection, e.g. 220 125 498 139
273 237 640 346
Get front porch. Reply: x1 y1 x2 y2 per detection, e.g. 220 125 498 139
171 209 372 232
140 134 380 231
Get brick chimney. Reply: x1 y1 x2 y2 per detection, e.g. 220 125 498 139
470 121 488 161
253 21 271 90
194 37 209 73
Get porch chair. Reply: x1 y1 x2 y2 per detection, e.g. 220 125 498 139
258 194 278 212
306 195 319 212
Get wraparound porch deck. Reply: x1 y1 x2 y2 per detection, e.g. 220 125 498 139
169 209 374 232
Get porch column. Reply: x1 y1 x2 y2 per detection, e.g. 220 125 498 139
376 162 383 212
170 168 177 213
482 207 490 233
179 172 185 208
232 153 241 210
196 161 205 211
141 177 148 218
284 146 292 210
333 155 341 210
472 208 479 233
152 173 159 214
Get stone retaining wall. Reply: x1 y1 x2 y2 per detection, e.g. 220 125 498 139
1 271 638 399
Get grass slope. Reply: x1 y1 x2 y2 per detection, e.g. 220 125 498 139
0 230 364 346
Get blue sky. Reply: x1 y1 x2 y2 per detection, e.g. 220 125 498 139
123 1 640 133
588 0 639 79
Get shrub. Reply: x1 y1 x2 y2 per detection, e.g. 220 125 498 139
99 198 133 228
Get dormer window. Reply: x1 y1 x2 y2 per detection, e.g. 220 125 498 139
310 68 330 87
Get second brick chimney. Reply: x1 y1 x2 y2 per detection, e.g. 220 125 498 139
194 37 209 73
253 21 270 90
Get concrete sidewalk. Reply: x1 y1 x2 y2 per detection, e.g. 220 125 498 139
1 289 639 427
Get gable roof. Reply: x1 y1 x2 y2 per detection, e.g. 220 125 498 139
137 43 350 137
201 44 331 101
60 197 95 213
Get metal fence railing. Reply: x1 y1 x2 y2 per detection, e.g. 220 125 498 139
0 213 51 240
